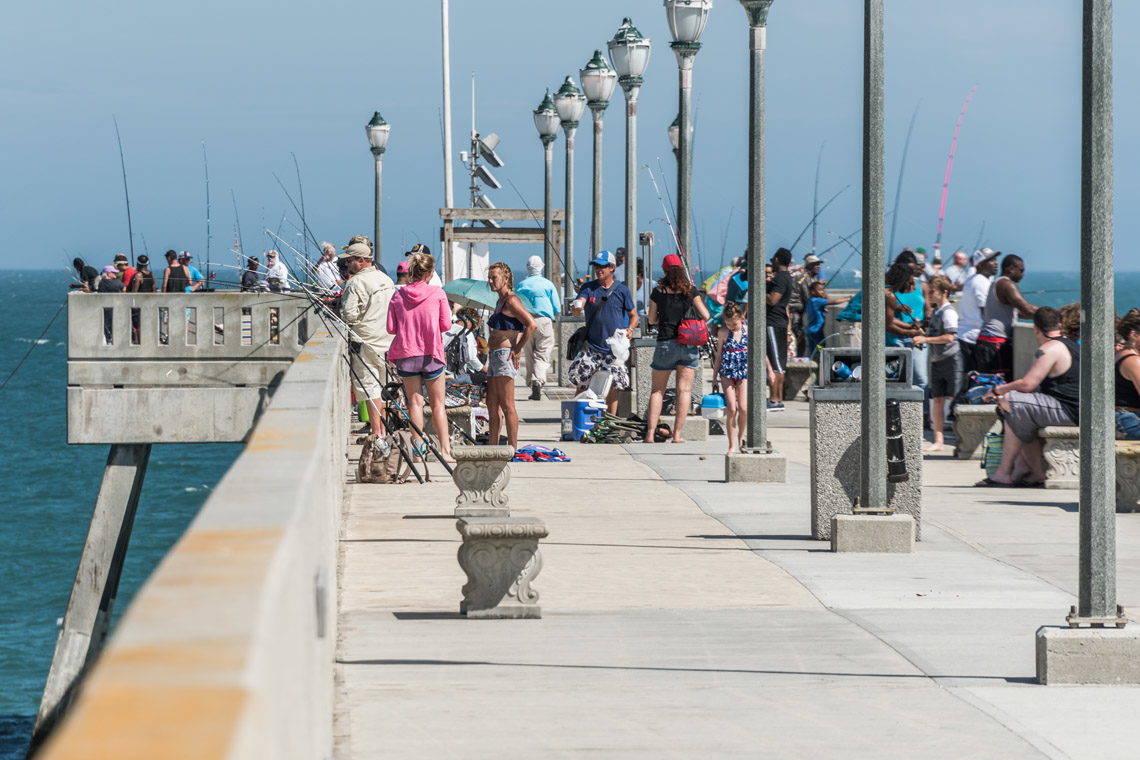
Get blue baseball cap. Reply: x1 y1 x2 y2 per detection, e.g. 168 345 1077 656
590 250 616 267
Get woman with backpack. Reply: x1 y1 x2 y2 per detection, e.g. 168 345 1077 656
643 254 710 444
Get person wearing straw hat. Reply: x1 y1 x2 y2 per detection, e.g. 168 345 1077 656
340 241 396 450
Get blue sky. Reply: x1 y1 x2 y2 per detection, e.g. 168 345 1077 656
1 1 1136 279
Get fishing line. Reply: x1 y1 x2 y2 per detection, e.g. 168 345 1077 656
0 300 67 391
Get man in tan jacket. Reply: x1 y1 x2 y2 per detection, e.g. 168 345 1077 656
340 242 396 446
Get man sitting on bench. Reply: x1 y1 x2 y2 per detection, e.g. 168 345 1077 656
975 307 1079 488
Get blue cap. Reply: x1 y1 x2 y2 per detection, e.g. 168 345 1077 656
590 250 616 267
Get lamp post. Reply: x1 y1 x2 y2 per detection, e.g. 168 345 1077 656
608 17 651 298
665 0 712 264
859 0 888 513
554 76 587 300
739 0 773 454
366 111 391 268
580 50 618 259
533 93 561 278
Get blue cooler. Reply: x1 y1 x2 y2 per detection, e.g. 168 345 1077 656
561 399 606 441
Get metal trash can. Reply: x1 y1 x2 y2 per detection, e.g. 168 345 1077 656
809 347 924 541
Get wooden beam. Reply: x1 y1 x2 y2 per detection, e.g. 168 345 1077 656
438 208 565 222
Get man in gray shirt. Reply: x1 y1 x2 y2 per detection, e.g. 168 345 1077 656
976 254 1038 377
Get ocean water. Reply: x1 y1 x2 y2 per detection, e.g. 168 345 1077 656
826 268 1140 311
0 271 240 758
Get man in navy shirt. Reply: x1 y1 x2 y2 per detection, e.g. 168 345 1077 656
568 250 639 414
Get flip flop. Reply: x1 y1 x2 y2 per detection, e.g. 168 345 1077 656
1015 479 1046 489
974 477 1015 488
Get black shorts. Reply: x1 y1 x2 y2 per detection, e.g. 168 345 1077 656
767 322 788 375
974 339 1011 376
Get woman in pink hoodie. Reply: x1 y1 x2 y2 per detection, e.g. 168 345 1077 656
387 252 454 462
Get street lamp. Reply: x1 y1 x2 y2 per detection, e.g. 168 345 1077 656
667 115 680 158
665 0 712 265
366 111 391 268
580 50 618 259
739 0 773 456
554 76 587 300
533 92 560 278
608 17 651 298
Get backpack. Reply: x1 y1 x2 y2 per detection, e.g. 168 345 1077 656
358 431 422 484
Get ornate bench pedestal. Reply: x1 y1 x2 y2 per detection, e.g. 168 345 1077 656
952 404 1000 460
456 518 547 619
1040 426 1080 490
452 445 514 517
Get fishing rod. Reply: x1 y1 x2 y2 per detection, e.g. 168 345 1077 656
290 281 456 475
231 190 246 271
203 142 213 291
112 115 136 267
888 103 919 259
718 206 735 271
789 184 850 252
642 164 682 259
811 142 825 254
823 230 862 287
973 220 986 253
140 234 151 258
933 85 978 261
291 153 309 258
1 300 67 392
271 173 319 264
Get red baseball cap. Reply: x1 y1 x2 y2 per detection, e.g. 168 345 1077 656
662 253 684 270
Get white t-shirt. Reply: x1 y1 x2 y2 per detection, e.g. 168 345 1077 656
957 272 991 343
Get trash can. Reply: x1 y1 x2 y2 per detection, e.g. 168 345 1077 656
809 347 924 541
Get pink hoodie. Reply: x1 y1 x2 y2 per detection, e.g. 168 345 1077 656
386 281 452 362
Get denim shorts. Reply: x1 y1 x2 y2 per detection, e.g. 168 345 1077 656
1117 410 1140 440
396 355 445 381
650 339 700 371
488 347 517 378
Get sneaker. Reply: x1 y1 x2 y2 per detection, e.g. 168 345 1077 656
767 400 784 412
529 381 542 401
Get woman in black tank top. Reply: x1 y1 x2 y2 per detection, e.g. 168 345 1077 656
1115 312 1140 439
164 261 189 293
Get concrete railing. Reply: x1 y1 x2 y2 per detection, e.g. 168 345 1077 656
67 292 312 444
40 329 349 760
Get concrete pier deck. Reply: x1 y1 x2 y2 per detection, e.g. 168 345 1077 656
334 393 1140 759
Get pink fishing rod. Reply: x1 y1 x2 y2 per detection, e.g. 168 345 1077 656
933 85 978 260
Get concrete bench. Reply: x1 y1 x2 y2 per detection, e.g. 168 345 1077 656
1117 442 1140 513
452 445 514 517
952 404 1000 460
456 517 547 618
424 404 476 443
784 359 818 401
1039 428 1140 512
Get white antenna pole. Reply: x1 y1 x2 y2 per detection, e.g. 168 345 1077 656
441 0 454 209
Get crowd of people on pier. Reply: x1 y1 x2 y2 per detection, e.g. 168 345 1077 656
70 236 1140 480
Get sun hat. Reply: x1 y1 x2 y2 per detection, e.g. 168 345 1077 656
339 242 372 260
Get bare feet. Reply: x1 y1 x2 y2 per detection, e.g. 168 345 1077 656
922 444 944 453
671 438 687 444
